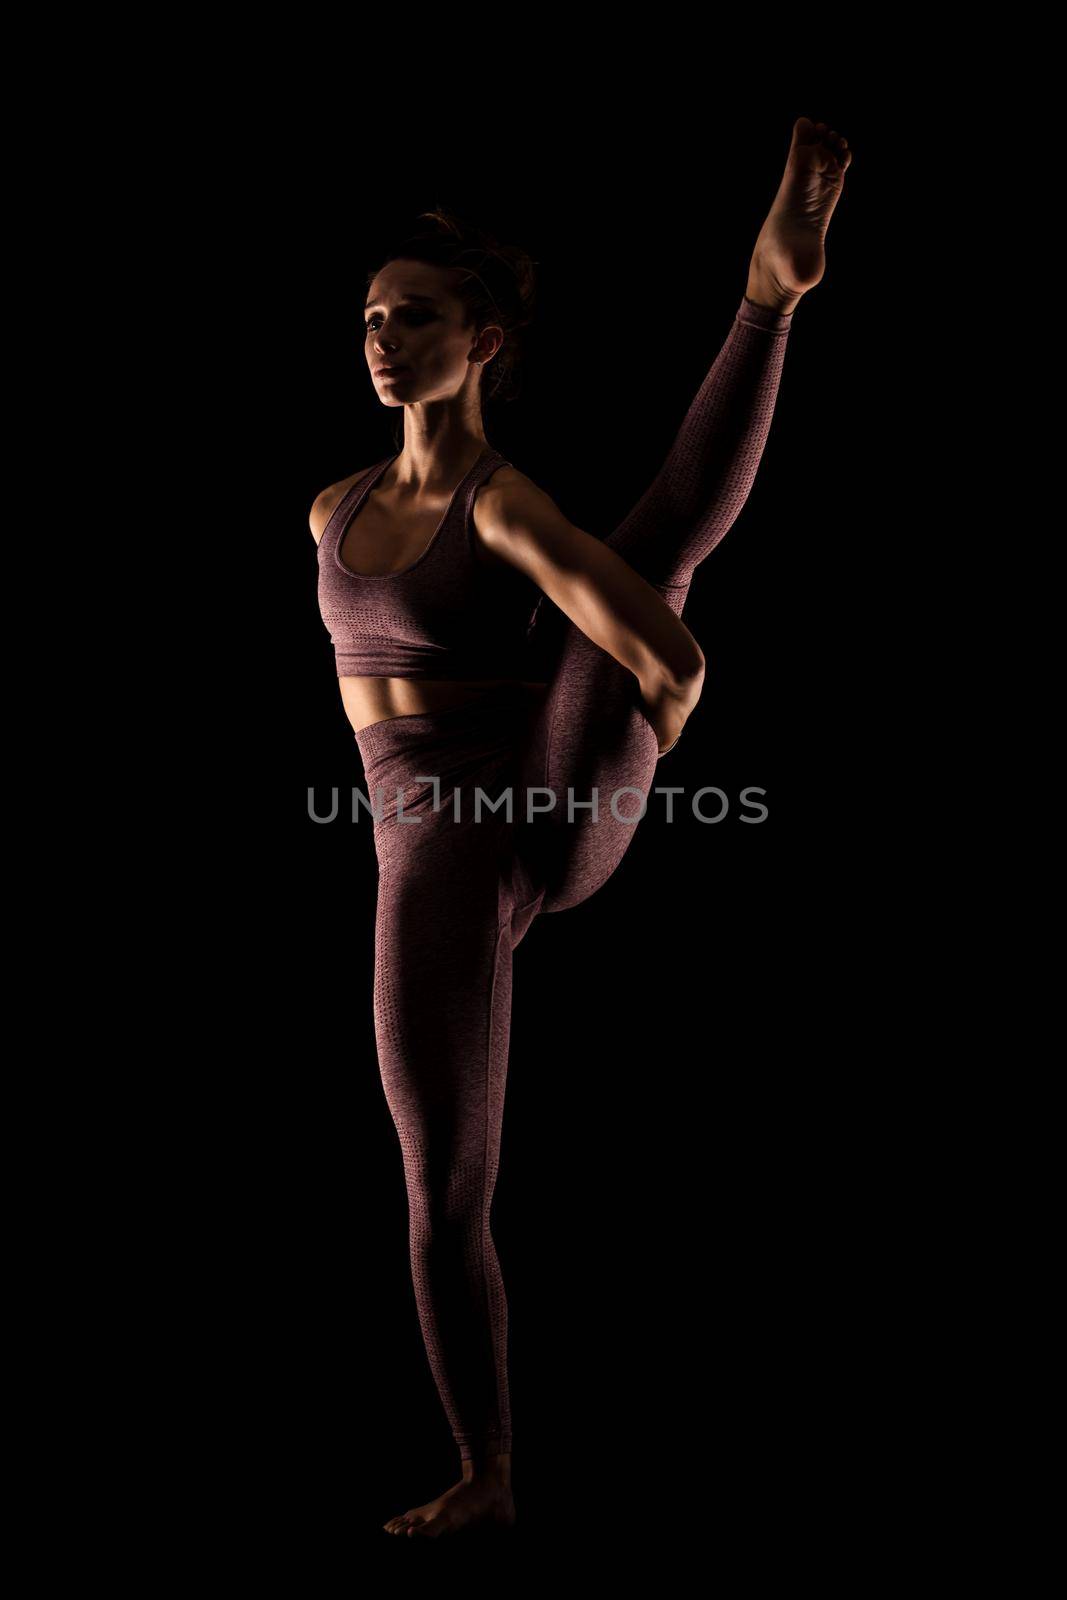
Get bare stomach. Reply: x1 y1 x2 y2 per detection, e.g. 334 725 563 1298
339 676 549 735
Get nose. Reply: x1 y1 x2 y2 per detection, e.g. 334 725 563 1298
372 321 401 356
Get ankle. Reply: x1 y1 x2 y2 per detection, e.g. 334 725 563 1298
461 1451 511 1487
745 249 802 317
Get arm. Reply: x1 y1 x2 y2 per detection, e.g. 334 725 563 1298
308 489 332 545
472 470 705 751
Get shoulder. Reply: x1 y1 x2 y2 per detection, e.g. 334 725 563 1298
471 461 587 570
308 462 380 545
472 462 567 547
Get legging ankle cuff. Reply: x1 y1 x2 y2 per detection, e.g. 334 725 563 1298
458 1433 512 1461
737 294 795 334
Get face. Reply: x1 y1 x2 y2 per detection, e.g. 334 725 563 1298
363 259 502 405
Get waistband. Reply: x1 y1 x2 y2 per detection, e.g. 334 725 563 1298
355 685 546 828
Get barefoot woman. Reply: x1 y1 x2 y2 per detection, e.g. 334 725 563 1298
310 116 851 1538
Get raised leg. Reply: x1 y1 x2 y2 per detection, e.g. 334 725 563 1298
516 296 794 914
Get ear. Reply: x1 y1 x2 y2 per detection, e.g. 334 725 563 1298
472 324 505 364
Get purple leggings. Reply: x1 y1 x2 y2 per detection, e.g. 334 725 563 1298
355 294 794 1462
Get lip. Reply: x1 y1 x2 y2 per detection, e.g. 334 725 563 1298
375 364 412 378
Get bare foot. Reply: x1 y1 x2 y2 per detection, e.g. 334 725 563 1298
383 1472 516 1539
746 115 854 313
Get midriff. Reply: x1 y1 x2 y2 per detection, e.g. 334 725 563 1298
340 675 549 735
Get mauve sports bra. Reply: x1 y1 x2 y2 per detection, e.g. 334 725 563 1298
316 446 544 680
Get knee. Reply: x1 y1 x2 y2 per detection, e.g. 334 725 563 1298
399 1145 489 1225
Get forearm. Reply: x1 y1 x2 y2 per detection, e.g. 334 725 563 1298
532 525 706 693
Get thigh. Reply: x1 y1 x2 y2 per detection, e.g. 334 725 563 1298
515 618 661 915
372 797 516 1167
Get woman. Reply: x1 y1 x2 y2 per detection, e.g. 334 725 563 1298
310 115 852 1539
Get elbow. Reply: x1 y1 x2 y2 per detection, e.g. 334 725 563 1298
664 644 706 700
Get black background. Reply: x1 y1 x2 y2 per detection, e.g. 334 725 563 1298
177 87 904 1571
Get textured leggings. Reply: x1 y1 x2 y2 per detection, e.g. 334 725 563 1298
356 294 794 1462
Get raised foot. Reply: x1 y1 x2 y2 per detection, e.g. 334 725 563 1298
383 1475 517 1539
747 114 854 312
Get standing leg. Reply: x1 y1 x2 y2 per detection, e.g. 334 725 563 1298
373 804 516 1469
359 708 525 1536
516 296 794 914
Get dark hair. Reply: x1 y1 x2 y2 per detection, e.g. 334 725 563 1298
366 205 538 416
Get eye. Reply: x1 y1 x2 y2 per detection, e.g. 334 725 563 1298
365 311 434 333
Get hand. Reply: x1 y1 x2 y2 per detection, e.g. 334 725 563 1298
637 666 703 755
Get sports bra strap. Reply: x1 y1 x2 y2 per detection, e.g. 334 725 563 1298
321 457 393 548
